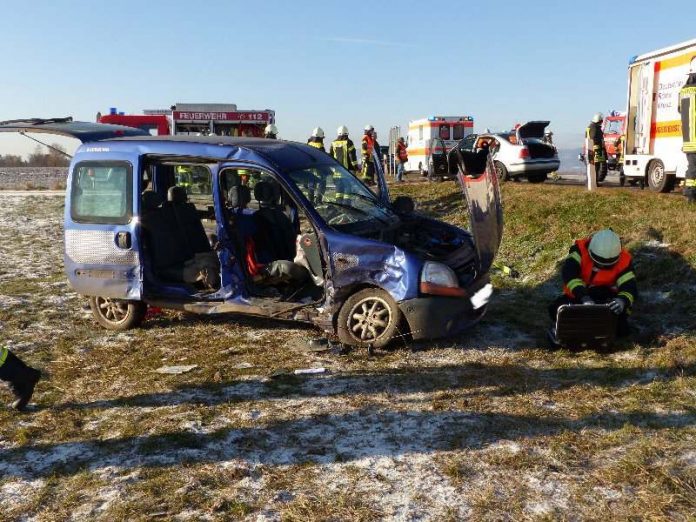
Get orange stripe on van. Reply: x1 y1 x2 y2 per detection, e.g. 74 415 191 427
651 120 682 138
655 52 696 71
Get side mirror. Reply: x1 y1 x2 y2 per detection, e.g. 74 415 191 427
391 195 415 215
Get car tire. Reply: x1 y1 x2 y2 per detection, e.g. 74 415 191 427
336 288 401 348
89 296 147 331
527 173 547 183
646 160 674 193
493 161 509 182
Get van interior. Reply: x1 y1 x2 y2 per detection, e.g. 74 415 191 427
138 161 324 304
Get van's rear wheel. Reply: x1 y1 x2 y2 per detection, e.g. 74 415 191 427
337 288 401 348
89 296 146 331
647 160 674 193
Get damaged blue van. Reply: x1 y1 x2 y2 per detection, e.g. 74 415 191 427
0 119 502 347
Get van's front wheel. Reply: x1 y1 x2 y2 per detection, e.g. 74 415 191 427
337 289 401 348
89 296 146 331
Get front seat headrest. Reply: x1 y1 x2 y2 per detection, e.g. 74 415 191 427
228 185 251 209
167 185 188 204
254 181 277 207
141 190 164 212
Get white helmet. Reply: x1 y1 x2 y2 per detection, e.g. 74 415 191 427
264 124 278 136
592 113 604 123
337 125 349 136
589 229 621 266
312 127 325 138
364 124 374 132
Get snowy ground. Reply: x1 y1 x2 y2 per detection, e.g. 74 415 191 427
0 192 694 521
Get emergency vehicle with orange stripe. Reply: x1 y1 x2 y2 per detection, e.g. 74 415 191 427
405 116 474 173
623 38 696 192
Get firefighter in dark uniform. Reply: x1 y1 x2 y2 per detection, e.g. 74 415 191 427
614 133 626 186
0 345 41 411
679 58 696 203
587 113 608 183
548 229 637 337
307 127 326 152
329 126 359 203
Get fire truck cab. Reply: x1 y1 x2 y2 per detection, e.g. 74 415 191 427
99 103 275 138
405 116 474 173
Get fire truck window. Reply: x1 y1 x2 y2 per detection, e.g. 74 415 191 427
174 165 213 211
418 126 423 140
452 125 465 140
439 124 450 140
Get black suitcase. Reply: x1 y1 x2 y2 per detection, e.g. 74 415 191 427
551 304 617 351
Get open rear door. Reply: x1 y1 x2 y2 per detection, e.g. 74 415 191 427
454 150 503 274
0 118 148 142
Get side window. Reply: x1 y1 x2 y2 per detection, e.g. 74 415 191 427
174 165 212 211
418 125 423 141
221 168 278 212
459 134 477 152
71 162 132 224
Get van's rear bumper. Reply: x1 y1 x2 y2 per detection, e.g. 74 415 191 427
398 295 487 341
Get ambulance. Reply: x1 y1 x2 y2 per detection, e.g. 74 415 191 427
622 38 696 192
405 116 474 173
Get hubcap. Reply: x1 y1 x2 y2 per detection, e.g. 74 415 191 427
650 164 664 186
347 296 392 343
96 297 129 323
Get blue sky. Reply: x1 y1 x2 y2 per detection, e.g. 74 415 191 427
0 0 694 156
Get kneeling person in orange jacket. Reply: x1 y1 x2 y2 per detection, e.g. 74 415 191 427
549 229 637 337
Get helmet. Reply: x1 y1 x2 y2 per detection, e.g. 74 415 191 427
337 125 349 136
588 229 621 266
545 130 553 135
264 124 278 136
592 113 604 123
312 127 325 138
364 124 374 132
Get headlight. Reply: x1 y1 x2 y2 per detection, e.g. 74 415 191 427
420 261 466 296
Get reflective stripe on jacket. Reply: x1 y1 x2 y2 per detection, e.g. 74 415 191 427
562 237 636 305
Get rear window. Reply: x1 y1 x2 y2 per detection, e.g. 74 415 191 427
439 124 450 140
71 162 132 224
452 125 465 140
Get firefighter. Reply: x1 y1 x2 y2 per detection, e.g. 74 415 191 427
0 345 41 411
264 124 278 139
330 126 359 173
614 133 626 186
307 127 326 152
543 131 554 145
587 113 608 183
361 124 376 184
678 57 696 203
395 137 408 182
548 229 637 337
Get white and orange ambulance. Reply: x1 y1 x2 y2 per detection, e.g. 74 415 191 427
405 116 474 173
623 38 696 192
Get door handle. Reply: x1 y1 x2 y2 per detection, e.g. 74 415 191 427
116 231 132 249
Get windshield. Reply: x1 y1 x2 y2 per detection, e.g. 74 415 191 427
603 119 624 135
288 164 396 228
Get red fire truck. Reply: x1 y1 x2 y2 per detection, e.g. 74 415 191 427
98 103 275 137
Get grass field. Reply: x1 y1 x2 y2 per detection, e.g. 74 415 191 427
0 181 695 521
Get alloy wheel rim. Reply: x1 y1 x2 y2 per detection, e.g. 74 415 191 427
96 297 128 323
347 296 392 343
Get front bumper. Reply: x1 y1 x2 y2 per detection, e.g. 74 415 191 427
399 292 488 341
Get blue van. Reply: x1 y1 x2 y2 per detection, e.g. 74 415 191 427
0 119 502 348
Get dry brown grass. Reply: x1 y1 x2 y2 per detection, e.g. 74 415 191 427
0 184 695 520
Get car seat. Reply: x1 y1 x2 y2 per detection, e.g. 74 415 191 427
164 186 212 256
253 181 296 262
